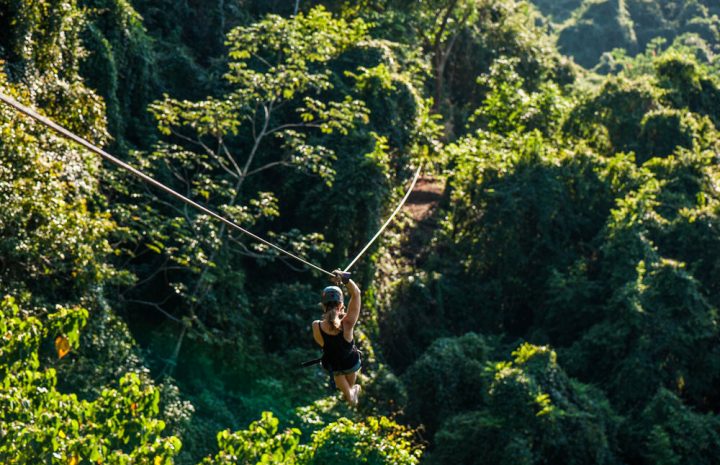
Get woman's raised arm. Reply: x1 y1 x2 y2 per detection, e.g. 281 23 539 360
343 278 361 328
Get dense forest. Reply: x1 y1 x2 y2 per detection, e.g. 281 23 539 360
1 0 720 463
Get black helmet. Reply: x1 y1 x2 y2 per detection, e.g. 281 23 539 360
321 286 343 304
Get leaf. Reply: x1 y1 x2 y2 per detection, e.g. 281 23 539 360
69 455 78 465
146 243 162 254
55 335 71 359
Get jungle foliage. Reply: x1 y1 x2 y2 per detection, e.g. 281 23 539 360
531 0 720 70
1 0 720 464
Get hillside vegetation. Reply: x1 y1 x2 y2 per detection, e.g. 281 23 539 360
1 1 720 464
531 0 720 70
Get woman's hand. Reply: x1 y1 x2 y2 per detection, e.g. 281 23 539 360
331 269 351 285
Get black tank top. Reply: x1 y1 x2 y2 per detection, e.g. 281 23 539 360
320 325 359 371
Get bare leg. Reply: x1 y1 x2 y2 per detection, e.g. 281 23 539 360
345 371 360 405
345 371 358 388
334 374 354 405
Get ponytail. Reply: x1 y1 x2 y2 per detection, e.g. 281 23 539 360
323 302 343 332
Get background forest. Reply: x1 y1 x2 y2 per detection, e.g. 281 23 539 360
1 0 720 464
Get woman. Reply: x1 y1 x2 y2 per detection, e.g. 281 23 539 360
312 270 362 406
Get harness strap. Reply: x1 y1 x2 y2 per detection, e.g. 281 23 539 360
300 357 322 367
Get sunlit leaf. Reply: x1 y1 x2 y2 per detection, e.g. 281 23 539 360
55 335 71 359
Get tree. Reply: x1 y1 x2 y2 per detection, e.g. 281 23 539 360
404 0 479 110
201 412 301 465
0 65 117 307
381 0 568 132
202 412 423 465
441 131 615 336
403 332 494 435
563 150 720 410
80 0 160 150
654 52 720 126
624 389 720 465
565 75 660 154
558 0 638 69
470 57 570 136
637 108 710 163
428 344 620 465
305 416 423 465
0 296 181 464
112 6 370 357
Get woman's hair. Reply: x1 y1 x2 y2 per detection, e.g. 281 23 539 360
322 301 344 332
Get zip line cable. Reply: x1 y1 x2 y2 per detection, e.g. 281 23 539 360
0 92 334 276
0 92 421 278
343 163 422 272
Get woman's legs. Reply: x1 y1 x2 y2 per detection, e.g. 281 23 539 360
347 372 361 404
345 371 360 405
334 370 361 406
345 371 358 387
334 374 354 405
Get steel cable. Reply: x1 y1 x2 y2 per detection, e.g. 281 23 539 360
0 92 422 279
0 92 335 276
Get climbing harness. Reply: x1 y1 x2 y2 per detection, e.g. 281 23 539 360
301 357 323 368
0 92 422 275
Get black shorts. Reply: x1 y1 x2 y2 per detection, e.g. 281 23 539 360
324 349 361 375
333 358 361 375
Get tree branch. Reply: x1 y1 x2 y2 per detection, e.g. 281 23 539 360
122 297 182 323
265 121 323 135
433 0 461 50
218 137 244 179
244 160 291 177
